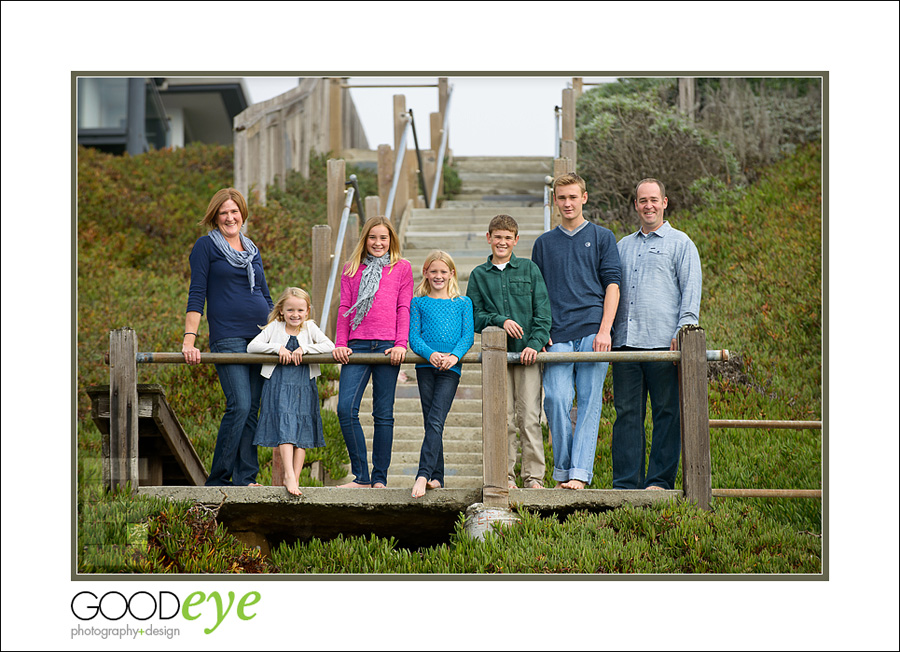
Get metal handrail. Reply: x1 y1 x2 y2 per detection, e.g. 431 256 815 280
384 115 411 218
543 175 553 231
429 83 454 209
320 175 358 333
408 108 429 209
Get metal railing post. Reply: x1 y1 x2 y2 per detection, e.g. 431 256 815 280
320 184 356 334
429 85 454 209
543 175 553 232
385 118 410 219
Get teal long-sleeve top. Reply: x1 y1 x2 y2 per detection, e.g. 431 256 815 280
408 295 474 376
466 253 551 353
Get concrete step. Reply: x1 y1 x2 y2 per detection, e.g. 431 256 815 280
360 397 483 414
453 156 553 174
388 425 485 441
404 252 537 280
383 474 483 489
378 438 484 454
440 197 544 209
364 450 485 467
405 219 543 233
360 410 482 428
405 232 541 251
410 207 544 221
457 172 549 196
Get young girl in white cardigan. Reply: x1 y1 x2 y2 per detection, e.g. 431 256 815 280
248 287 334 495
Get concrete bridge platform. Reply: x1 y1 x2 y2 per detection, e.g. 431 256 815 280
137 486 681 550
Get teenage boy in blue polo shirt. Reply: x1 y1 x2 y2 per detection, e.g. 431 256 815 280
467 214 551 489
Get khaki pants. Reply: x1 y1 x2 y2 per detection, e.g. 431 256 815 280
507 364 545 485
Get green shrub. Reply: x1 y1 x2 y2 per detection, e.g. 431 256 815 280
78 489 273 573
576 91 739 227
271 501 821 574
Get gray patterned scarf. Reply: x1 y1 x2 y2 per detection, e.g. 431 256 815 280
344 253 390 330
208 228 258 293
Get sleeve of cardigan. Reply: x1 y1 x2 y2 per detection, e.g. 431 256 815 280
303 322 336 355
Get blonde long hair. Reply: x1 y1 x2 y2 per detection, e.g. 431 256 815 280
263 287 314 327
415 250 461 299
343 216 403 277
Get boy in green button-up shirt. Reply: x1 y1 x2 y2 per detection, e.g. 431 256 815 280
467 215 552 488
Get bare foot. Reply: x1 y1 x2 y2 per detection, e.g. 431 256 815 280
508 480 517 489
411 477 428 499
373 482 386 488
336 481 371 488
247 482 262 487
426 479 442 490
645 485 665 491
560 479 586 490
526 480 543 489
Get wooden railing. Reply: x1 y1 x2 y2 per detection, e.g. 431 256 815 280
233 78 368 205
103 325 731 510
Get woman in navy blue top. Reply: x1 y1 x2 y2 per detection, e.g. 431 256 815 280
182 188 274 486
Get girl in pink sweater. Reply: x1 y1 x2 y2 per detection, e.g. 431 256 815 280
332 217 413 488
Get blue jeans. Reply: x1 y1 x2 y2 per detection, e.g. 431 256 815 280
207 337 262 486
337 340 400 486
611 350 681 489
415 367 460 485
542 334 608 484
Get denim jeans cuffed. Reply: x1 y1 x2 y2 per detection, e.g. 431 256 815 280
206 337 263 486
415 366 460 485
542 334 608 484
337 339 400 486
611 352 681 490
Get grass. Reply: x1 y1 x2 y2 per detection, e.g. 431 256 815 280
76 140 822 574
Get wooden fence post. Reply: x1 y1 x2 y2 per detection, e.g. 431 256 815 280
678 325 712 509
481 327 509 507
109 328 139 491
329 77 343 155
377 144 393 216
311 224 332 338
392 94 409 221
550 158 575 229
429 112 444 198
365 195 380 220
327 158 345 240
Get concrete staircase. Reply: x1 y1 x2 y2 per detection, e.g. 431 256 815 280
355 156 552 488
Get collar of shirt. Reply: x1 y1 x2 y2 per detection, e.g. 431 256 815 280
556 220 591 238
487 252 519 270
635 220 672 240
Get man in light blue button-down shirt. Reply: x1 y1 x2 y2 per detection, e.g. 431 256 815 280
611 178 702 490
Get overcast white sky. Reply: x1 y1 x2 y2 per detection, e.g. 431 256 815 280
244 75 616 156
1 1 899 650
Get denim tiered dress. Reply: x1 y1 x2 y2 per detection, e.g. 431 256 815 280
253 335 325 449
